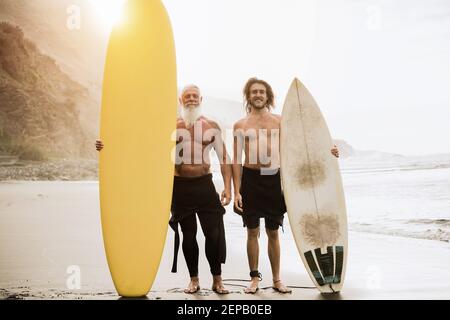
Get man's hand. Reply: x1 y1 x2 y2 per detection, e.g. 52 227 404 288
96 140 104 152
234 193 243 212
331 145 339 158
221 189 231 206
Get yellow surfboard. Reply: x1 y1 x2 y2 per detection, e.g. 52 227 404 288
99 0 177 297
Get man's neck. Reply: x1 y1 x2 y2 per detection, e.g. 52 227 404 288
249 107 269 117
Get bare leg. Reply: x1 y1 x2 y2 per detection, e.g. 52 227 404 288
245 227 260 294
266 228 291 293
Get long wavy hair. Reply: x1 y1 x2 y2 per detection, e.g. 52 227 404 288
243 77 275 114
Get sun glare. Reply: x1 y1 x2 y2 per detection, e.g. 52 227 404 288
90 0 127 29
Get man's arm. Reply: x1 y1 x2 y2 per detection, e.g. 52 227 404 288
210 121 232 206
232 121 244 212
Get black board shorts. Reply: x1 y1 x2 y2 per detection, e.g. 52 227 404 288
234 167 287 230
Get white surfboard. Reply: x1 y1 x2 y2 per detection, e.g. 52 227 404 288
280 78 348 294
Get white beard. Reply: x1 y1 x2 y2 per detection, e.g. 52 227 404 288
182 105 202 128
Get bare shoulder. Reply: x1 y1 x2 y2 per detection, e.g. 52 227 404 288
233 116 248 131
270 113 282 121
200 116 222 131
268 113 282 126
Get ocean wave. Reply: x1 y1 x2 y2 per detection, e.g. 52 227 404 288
340 159 450 175
350 222 450 243
406 219 450 226
341 163 450 175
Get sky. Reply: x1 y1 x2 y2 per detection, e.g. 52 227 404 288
94 0 450 156
161 0 450 156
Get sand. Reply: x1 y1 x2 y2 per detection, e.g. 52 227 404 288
0 181 449 300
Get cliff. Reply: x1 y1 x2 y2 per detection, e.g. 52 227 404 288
0 22 96 159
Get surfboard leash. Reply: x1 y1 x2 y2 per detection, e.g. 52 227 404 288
222 279 316 290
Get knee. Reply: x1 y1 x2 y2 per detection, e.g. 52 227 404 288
182 229 197 242
204 227 220 242
266 229 279 241
247 228 260 240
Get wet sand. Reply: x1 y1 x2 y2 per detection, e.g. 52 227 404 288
0 181 449 300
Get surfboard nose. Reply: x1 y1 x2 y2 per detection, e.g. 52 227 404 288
288 77 303 93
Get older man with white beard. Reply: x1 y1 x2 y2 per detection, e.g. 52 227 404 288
170 85 232 294
96 85 232 295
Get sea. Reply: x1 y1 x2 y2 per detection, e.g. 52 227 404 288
214 153 450 243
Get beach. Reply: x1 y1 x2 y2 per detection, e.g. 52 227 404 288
1 180 449 300
1 0 450 302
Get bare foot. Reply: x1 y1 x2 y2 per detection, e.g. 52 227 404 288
272 280 292 294
212 284 229 295
244 278 260 294
212 276 229 295
184 278 200 294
